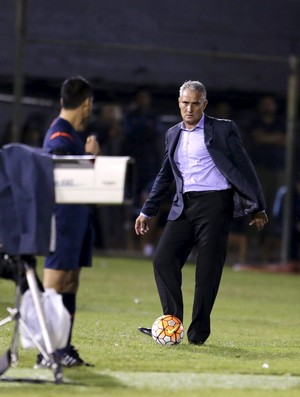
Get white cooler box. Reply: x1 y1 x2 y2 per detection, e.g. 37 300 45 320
53 155 135 204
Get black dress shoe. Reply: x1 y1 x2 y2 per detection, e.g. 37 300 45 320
189 340 205 346
138 327 152 337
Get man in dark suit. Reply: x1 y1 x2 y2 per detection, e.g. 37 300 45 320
135 80 268 345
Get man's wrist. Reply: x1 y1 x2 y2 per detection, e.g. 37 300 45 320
140 212 150 218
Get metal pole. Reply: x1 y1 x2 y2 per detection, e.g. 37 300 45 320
280 56 298 262
11 0 27 143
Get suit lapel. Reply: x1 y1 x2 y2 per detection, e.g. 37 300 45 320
169 123 182 156
168 123 182 178
204 115 213 146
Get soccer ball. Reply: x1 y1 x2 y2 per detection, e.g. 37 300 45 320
151 314 184 345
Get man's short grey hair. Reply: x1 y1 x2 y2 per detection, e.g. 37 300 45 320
179 80 207 99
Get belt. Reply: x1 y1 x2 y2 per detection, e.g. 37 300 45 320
183 190 217 199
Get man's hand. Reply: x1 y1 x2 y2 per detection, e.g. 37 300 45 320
85 135 101 155
249 211 268 231
135 214 150 235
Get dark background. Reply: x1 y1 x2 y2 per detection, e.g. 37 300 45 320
0 0 299 111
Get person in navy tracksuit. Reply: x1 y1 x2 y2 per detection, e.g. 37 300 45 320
37 76 100 368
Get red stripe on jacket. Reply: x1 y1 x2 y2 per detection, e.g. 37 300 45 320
50 132 74 141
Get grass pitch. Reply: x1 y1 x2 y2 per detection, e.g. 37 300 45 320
0 255 299 396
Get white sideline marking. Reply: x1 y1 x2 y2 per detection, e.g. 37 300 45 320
102 371 300 390
1 368 300 391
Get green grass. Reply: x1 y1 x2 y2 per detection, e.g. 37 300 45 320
0 256 300 396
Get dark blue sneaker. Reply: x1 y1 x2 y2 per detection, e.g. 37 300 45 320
59 345 92 367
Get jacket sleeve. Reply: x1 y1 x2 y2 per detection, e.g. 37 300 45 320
227 121 266 213
44 131 75 155
140 147 175 217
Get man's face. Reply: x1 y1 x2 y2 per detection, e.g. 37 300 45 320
79 97 93 131
178 89 208 129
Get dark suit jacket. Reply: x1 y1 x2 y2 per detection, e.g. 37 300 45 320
141 114 266 220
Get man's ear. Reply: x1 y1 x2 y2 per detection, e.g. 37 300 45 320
82 97 92 109
82 97 89 107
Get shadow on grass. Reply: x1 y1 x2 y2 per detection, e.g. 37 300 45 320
60 366 127 389
1 377 53 384
202 344 254 359
1 367 126 389
196 344 299 360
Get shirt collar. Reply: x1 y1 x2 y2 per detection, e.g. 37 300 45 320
181 114 205 132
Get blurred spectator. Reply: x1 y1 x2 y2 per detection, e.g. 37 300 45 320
0 121 13 147
21 112 46 147
210 100 251 148
246 95 286 260
249 95 286 206
84 102 126 251
248 95 286 172
85 102 124 156
211 101 233 119
122 87 164 254
272 174 300 261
